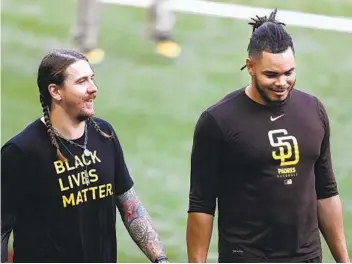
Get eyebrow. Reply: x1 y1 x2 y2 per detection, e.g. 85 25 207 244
263 67 295 75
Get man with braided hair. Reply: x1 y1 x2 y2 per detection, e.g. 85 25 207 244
186 9 349 263
1 49 169 263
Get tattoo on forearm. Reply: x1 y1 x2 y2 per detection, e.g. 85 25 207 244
116 188 166 261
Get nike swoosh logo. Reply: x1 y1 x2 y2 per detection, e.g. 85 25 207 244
270 114 285 121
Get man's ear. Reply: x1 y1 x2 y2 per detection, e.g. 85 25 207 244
246 58 255 77
48 84 62 101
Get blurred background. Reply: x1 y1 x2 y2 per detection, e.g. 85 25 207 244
2 0 352 262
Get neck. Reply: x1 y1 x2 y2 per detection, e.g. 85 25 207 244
47 105 86 140
245 83 267 105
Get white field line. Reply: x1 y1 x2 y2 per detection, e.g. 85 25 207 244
100 0 352 33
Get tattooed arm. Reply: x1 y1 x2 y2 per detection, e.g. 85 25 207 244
116 187 168 263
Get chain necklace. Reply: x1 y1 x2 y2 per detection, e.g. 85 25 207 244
53 123 91 157
53 123 91 186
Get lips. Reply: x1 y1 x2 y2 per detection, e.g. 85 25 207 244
269 89 288 97
84 98 95 109
85 94 96 101
85 95 96 103
269 88 286 93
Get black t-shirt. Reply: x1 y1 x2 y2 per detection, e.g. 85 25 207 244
188 88 338 262
1 117 134 262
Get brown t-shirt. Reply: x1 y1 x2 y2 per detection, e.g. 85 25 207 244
188 88 338 262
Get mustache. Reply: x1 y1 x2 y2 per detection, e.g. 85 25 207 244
85 94 96 100
269 79 296 92
269 84 295 92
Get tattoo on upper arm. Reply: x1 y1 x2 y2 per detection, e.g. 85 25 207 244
116 187 166 261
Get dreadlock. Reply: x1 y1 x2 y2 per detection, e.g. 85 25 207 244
37 49 113 161
241 9 294 70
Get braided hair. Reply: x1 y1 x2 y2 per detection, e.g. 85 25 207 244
37 49 112 161
88 118 113 139
241 9 294 70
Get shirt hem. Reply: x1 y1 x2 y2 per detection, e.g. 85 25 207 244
218 249 322 263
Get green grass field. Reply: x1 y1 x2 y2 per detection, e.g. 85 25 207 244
2 0 352 262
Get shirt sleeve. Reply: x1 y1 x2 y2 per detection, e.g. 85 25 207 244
1 143 25 262
188 111 223 215
110 128 134 196
1 143 26 216
314 99 338 199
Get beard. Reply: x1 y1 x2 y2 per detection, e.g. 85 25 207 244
255 78 296 107
77 114 92 122
63 100 95 122
76 107 95 122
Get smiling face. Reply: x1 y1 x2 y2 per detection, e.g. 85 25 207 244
48 60 98 121
246 47 296 105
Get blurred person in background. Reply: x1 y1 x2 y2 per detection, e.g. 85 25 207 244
1 49 169 263
71 0 181 64
186 9 350 263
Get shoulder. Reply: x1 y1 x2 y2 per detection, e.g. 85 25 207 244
206 87 246 115
91 117 114 130
199 87 246 121
2 118 45 152
291 89 322 107
291 89 328 115
1 118 47 165
291 89 330 129
90 117 119 137
90 117 126 148
194 88 246 136
197 87 247 127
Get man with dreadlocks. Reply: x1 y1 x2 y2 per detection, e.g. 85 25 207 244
1 49 169 263
186 9 349 263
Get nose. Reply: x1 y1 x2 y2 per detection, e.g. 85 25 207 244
274 75 287 87
87 80 98 94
